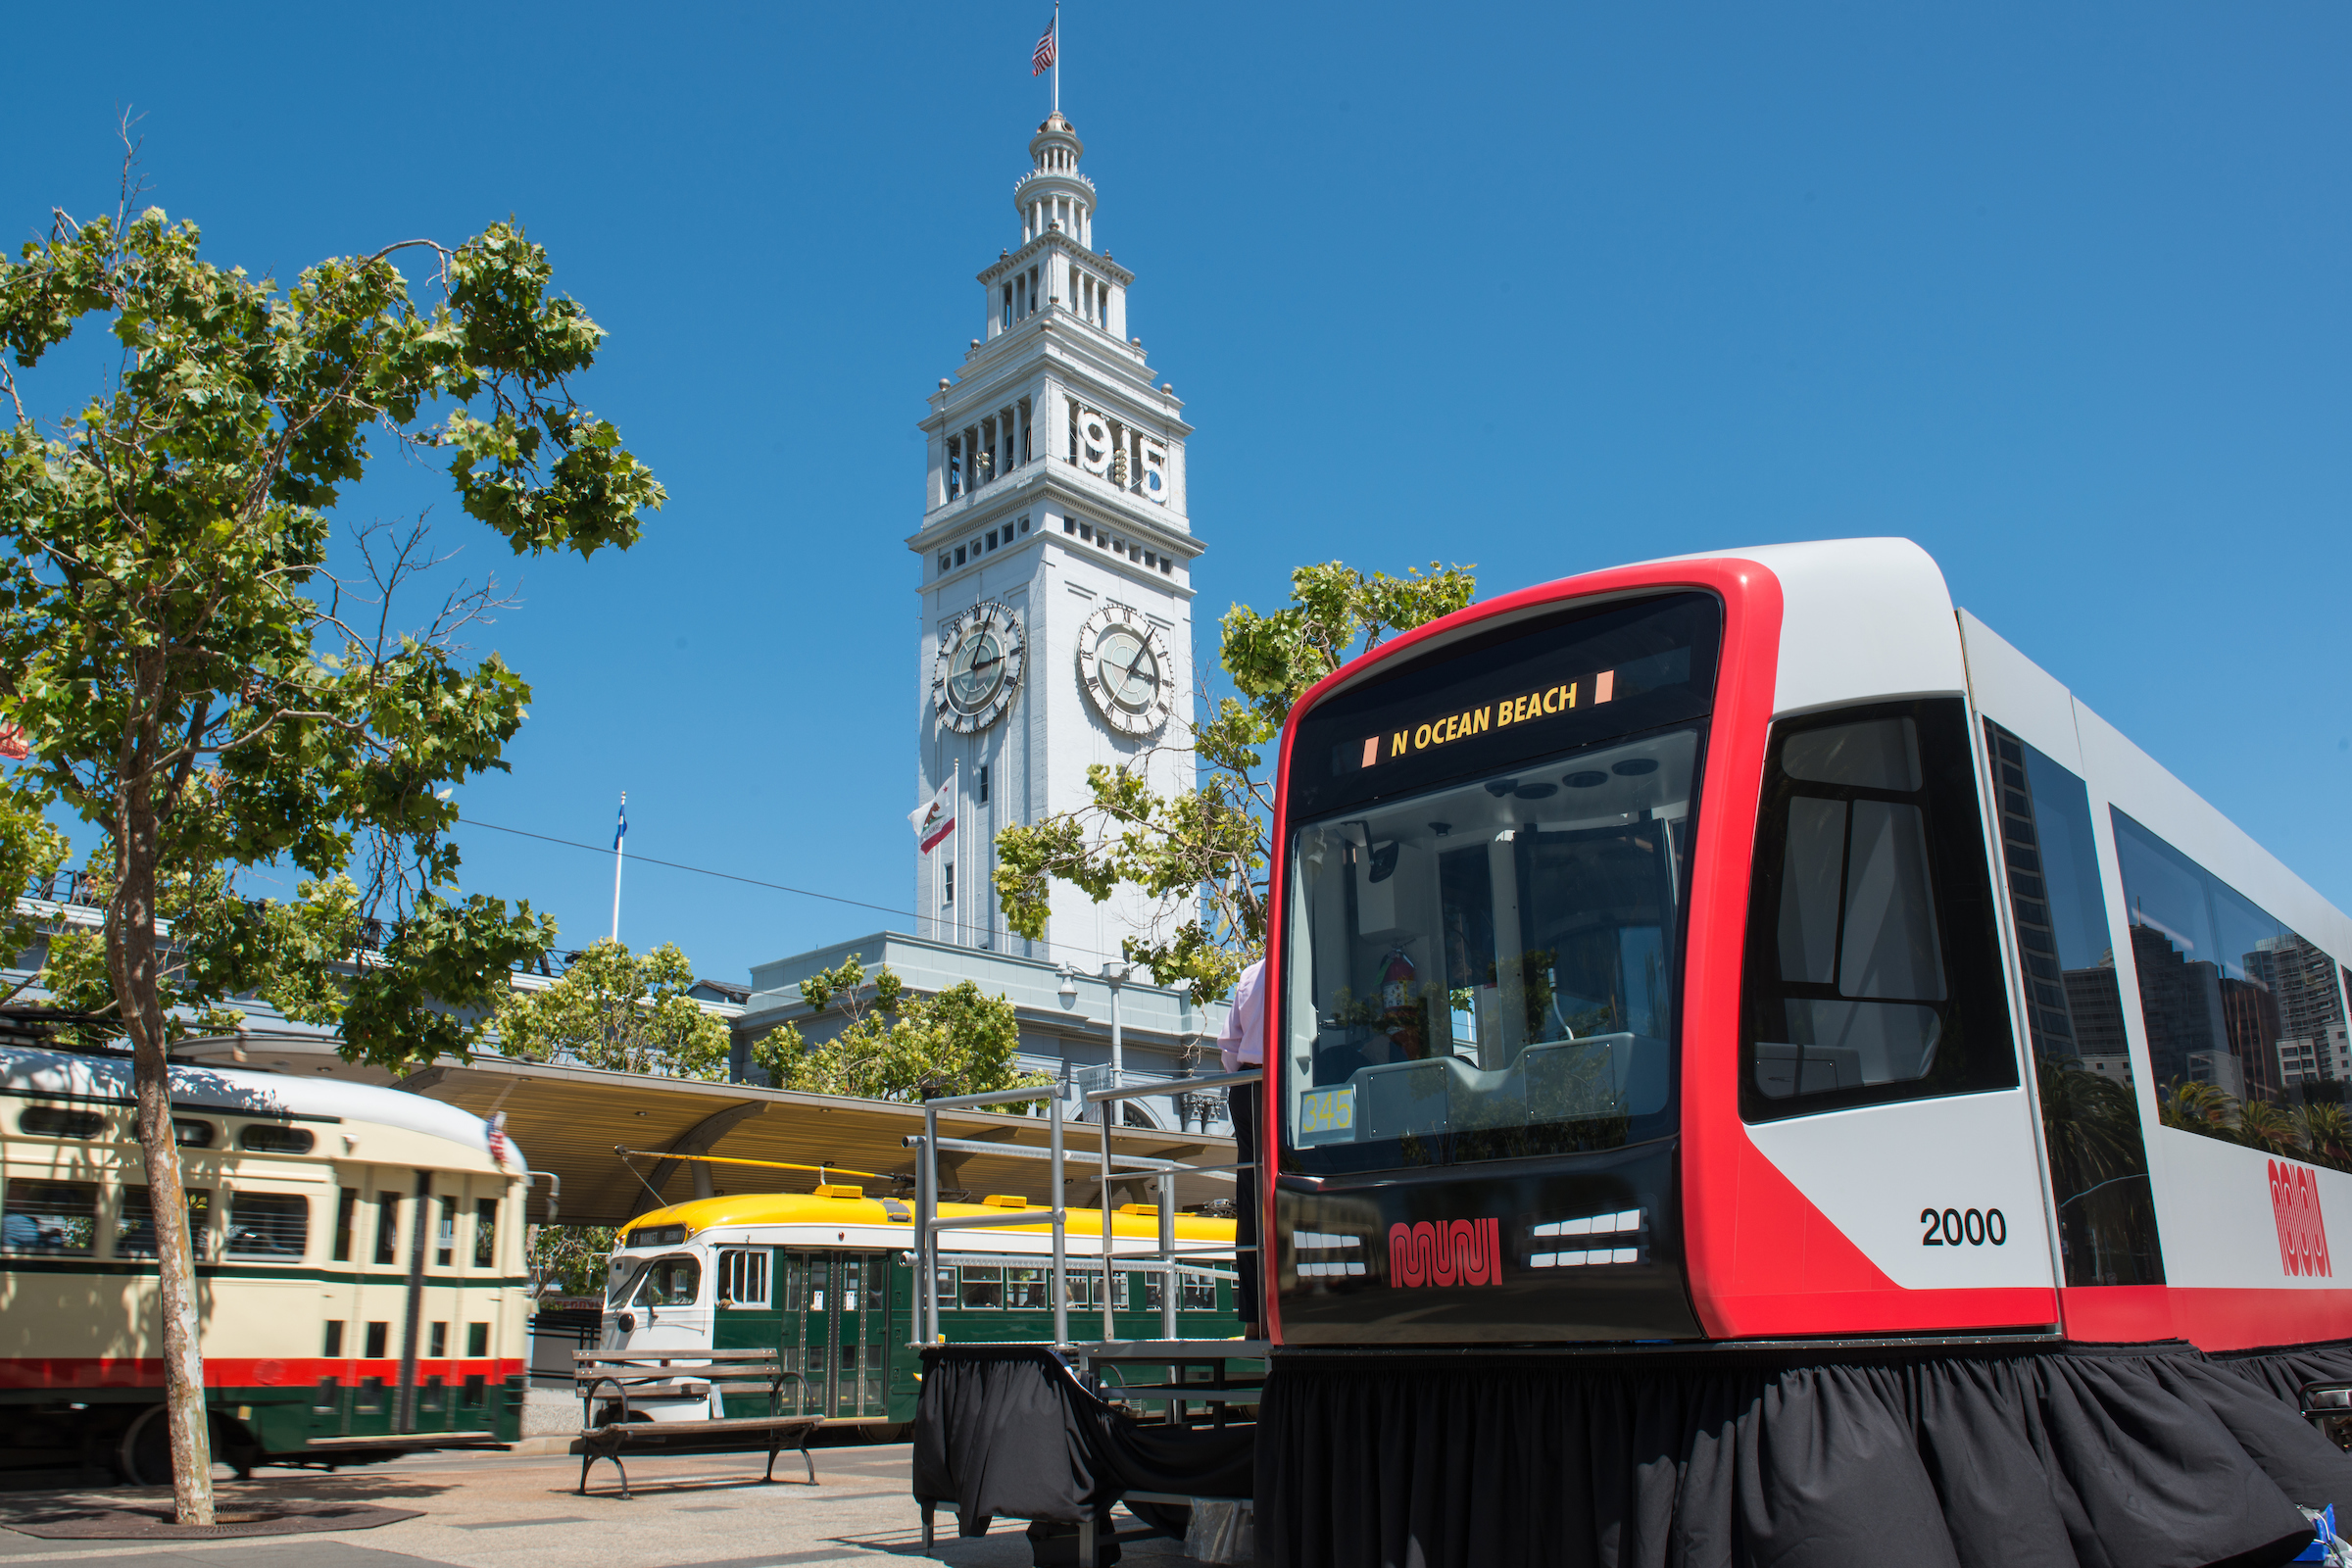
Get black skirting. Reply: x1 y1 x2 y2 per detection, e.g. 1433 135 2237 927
1258 1341 2352 1568
911 1346 1254 1537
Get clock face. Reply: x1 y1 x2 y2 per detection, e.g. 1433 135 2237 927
1077 605 1174 738
932 602 1025 734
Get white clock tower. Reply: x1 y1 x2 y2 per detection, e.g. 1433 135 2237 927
910 110 1200 969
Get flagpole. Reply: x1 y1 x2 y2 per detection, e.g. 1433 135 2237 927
611 791 626 944
1053 0 1060 116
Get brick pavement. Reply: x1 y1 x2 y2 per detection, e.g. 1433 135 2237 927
0 1446 1226 1568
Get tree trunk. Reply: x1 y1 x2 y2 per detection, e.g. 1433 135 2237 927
111 789 214 1523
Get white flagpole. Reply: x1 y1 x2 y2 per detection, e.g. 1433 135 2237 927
1053 0 1061 117
610 791 626 944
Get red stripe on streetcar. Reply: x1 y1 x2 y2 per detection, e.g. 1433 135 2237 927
0 1357 524 1390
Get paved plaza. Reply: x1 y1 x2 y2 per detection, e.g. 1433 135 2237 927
0 1445 1227 1568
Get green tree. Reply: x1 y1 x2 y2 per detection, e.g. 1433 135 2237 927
995 561 1474 1004
492 939 728 1079
0 773 69 1001
751 954 1050 1106
529 1223 620 1298
0 147 662 1521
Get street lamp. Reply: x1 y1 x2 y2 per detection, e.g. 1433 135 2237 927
1101 960 1130 1098
1055 964 1079 1007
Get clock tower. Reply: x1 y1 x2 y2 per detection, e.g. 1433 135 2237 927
911 111 1200 968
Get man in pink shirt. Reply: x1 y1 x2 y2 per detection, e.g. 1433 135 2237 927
1215 958 1265 1337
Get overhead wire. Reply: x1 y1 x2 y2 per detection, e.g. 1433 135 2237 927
454 812 1136 966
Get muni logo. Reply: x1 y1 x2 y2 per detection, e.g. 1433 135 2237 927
2269 1159 2332 1279
1387 1218 1504 1288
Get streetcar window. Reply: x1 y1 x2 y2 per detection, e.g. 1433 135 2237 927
933 1266 956 1309
462 1374 486 1407
631 1254 701 1307
2 1179 96 1253
237 1124 315 1154
322 1321 344 1357
358 1376 386 1411
958 1265 1004 1309
365 1322 389 1359
223 1192 309 1258
435 1198 456 1268
467 1322 489 1357
1284 726 1698 1170
333 1188 358 1262
1740 699 2016 1119
20 1106 104 1139
429 1322 448 1357
1005 1266 1049 1309
374 1193 401 1265
172 1118 214 1148
718 1249 772 1307
2112 811 2347 1152
474 1198 498 1269
1985 723 2164 1288
116 1187 212 1258
1136 1270 1162 1312
1180 1270 1217 1310
605 1257 650 1309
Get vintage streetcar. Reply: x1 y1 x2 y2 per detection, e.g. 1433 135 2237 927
0 1045 529 1480
599 1190 1240 1429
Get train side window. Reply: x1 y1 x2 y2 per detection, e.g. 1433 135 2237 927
172 1118 215 1148
435 1198 456 1268
718 1249 772 1308
932 1266 956 1310
473 1198 498 1269
116 1187 212 1258
2112 810 2348 1145
1006 1267 1048 1308
635 1255 700 1307
1740 698 2017 1120
1180 1270 1217 1310
374 1193 401 1265
238 1124 315 1154
467 1323 488 1357
333 1188 358 1262
365 1321 389 1359
1985 723 2164 1287
323 1320 344 1357
224 1192 309 1259
959 1266 1004 1309
2 1179 97 1253
20 1106 104 1139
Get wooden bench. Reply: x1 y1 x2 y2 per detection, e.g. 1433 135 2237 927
574 1348 825 1499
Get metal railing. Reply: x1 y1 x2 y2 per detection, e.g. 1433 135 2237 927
910 1067 1260 1349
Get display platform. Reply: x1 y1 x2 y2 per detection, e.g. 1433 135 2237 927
1260 1339 2352 1568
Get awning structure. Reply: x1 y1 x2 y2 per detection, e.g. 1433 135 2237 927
171 1032 1236 1227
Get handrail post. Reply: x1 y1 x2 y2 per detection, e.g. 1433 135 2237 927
918 1106 938 1348
1100 1103 1115 1343
1158 1169 1177 1340
1051 1092 1068 1348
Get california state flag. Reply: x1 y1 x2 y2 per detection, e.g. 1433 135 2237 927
908 777 955 854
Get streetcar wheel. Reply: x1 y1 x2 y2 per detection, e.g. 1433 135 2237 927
119 1404 172 1486
119 1405 236 1485
856 1423 910 1444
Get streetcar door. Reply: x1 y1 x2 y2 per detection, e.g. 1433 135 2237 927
781 1250 889 1418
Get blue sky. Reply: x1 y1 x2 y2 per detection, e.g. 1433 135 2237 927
5 3 2348 985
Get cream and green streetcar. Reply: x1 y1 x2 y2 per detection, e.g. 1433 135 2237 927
0 1045 529 1480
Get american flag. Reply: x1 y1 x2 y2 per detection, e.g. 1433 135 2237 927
1031 15 1055 75
487 1111 514 1170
